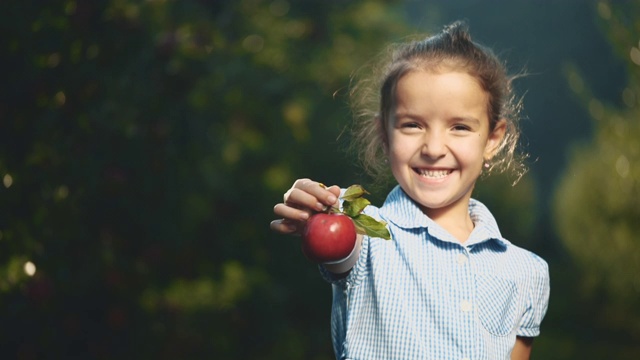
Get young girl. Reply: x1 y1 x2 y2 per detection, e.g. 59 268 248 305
270 21 549 360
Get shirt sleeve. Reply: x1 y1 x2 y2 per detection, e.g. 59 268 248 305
318 234 370 288
517 254 550 337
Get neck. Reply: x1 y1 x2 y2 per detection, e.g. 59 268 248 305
423 199 474 243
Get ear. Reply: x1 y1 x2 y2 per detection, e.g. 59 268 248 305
484 119 507 160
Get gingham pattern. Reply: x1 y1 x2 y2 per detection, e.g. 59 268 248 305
320 186 550 360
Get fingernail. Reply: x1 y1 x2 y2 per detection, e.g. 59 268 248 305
316 202 325 211
300 212 309 220
327 195 337 204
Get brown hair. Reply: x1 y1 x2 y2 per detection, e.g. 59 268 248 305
349 21 527 185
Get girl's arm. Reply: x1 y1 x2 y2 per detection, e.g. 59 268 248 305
511 336 533 360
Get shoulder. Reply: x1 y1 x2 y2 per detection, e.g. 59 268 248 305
510 244 548 272
469 198 548 280
502 242 550 288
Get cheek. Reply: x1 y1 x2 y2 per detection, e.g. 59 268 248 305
455 139 488 164
387 145 404 167
467 143 485 166
388 134 413 158
387 140 411 171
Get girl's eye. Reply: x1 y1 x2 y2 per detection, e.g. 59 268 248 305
452 124 471 131
401 122 421 129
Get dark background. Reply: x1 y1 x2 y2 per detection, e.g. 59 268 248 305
1 0 638 359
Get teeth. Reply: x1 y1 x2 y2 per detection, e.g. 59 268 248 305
419 169 451 178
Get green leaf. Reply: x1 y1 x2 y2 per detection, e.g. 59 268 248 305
352 214 392 240
341 184 368 202
342 197 370 217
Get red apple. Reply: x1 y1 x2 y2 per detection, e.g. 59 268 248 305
301 213 357 263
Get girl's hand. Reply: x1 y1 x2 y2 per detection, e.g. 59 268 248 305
270 178 341 235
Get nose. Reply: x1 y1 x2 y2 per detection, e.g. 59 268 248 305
421 130 447 159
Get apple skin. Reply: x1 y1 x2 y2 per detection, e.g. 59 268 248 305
301 213 357 263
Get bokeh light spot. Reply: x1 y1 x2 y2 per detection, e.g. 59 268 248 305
283 101 309 141
65 1 77 15
630 47 640 66
55 185 69 200
269 0 290 17
223 142 241 164
597 1 611 19
568 71 584 93
616 154 630 178
243 34 264 53
47 53 61 68
264 164 292 191
3 174 13 188
86 44 100 59
24 261 36 277
622 88 636 108
588 99 604 120
54 91 66 106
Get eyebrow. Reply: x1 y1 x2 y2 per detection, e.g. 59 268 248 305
394 112 482 125
451 116 481 125
393 111 421 120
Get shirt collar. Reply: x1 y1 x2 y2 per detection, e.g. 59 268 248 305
379 185 510 247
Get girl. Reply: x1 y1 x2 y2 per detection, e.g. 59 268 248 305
270 21 550 360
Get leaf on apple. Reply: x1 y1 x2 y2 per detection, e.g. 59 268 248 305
352 214 391 240
338 184 391 240
341 184 368 202
342 197 370 217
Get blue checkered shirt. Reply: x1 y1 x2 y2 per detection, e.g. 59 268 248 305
320 186 550 360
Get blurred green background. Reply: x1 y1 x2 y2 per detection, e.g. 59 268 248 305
1 0 639 358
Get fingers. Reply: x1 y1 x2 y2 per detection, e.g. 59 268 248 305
272 178 342 236
270 218 300 235
326 185 341 207
273 202 311 222
284 179 338 210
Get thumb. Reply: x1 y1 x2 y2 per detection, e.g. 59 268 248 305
327 185 341 207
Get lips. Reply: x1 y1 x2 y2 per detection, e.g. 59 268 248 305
414 168 453 179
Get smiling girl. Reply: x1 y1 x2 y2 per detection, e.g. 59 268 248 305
271 21 550 360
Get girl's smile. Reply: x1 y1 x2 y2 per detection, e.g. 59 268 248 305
415 168 453 179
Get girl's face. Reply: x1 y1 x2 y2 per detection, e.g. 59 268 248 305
386 70 505 220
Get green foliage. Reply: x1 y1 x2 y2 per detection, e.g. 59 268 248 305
553 0 640 348
0 0 408 358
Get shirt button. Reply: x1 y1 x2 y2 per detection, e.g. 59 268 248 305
461 300 473 312
457 253 468 265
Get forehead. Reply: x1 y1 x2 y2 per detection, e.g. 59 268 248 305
394 70 489 115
